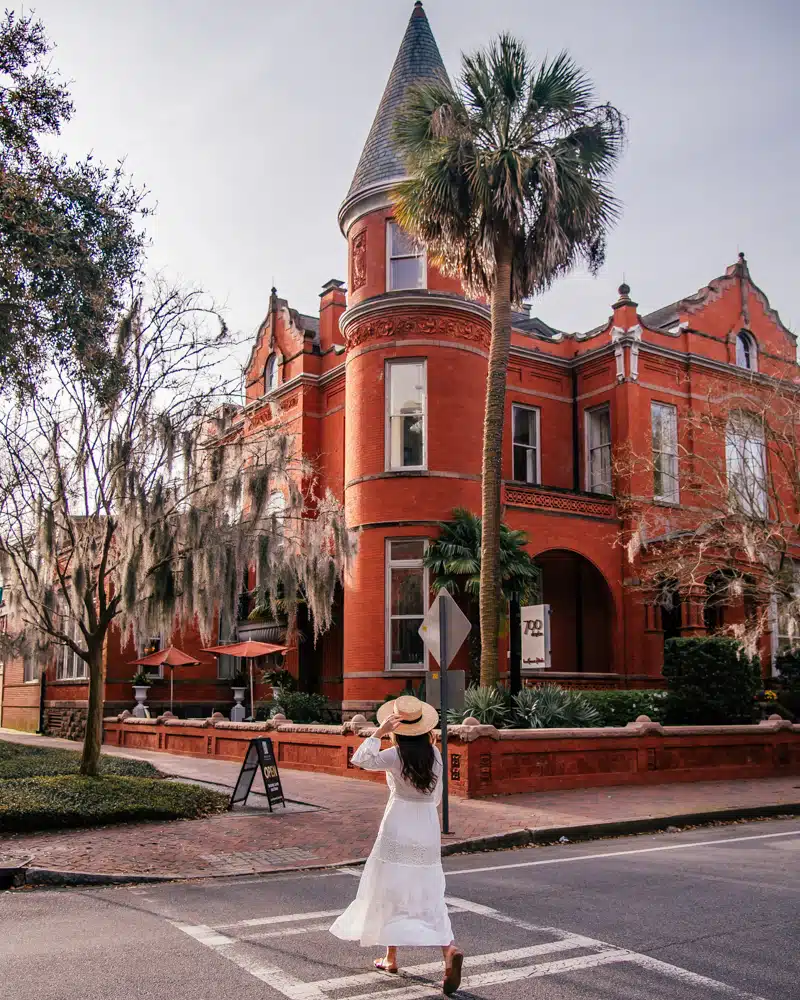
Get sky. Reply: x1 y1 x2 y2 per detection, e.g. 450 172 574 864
23 0 800 349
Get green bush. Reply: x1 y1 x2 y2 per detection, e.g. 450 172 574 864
0 740 160 780
256 689 338 724
663 637 761 725
773 649 800 720
579 690 668 727
448 685 513 727
511 684 601 728
0 775 228 832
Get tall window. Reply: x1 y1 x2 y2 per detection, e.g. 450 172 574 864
23 659 40 683
651 402 679 503
387 222 425 291
512 405 540 484
386 539 428 669
265 354 279 393
735 332 757 371
57 614 88 681
726 411 767 517
586 405 612 494
776 561 800 656
387 360 426 470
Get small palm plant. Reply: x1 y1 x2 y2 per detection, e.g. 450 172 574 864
512 684 600 729
448 685 512 727
425 508 541 683
394 38 625 687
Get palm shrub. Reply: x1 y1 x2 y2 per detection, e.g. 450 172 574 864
394 38 624 686
425 508 541 683
511 684 600 729
447 685 512 728
663 638 761 725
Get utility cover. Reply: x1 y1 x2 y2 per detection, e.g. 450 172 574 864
419 591 471 669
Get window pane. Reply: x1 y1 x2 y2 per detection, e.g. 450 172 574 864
390 363 424 415
513 407 535 446
513 445 528 482
390 540 425 561
391 566 424 616
390 223 419 257
589 407 610 447
390 618 425 666
390 256 424 290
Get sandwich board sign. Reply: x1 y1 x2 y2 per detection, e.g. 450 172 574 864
521 604 551 669
230 737 285 812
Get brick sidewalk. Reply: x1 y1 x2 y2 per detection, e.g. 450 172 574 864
1 729 799 880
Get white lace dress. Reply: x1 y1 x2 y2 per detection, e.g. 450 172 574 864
329 736 453 947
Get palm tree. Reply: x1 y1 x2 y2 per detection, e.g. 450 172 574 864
393 36 624 686
424 508 541 683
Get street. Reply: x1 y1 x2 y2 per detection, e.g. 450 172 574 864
1 818 797 1000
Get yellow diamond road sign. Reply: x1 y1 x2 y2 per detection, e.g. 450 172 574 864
419 591 471 669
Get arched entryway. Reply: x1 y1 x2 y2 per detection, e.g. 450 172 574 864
535 550 614 673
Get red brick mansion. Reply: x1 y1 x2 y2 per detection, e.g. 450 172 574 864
2 2 797 731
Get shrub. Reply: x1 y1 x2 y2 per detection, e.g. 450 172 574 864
0 775 228 833
511 684 601 729
256 689 338 724
447 686 512 727
263 668 297 692
663 637 761 725
579 690 667 727
0 740 160 780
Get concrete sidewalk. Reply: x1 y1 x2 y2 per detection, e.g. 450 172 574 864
1 728 799 884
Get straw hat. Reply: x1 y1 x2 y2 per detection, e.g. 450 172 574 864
376 694 438 736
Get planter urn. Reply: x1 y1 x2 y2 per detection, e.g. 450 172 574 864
132 685 150 718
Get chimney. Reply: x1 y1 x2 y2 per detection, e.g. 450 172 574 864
319 279 347 351
611 282 639 328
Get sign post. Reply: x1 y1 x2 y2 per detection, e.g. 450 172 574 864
521 604 551 671
419 591 471 836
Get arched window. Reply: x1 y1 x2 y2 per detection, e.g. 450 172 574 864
735 332 757 371
265 354 279 393
658 579 682 643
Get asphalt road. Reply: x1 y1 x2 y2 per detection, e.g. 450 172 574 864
2 818 798 1000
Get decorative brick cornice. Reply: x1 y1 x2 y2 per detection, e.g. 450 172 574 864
504 484 617 520
341 295 491 352
340 291 490 341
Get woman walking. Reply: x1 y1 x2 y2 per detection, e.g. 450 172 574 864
330 695 464 995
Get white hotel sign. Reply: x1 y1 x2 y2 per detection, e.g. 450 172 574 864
521 604 551 670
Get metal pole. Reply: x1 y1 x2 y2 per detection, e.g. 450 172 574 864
170 665 174 715
439 595 450 835
248 658 255 721
509 594 522 695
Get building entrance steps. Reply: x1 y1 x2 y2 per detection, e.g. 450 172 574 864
1 728 799 885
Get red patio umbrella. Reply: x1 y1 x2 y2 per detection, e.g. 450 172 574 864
202 640 291 718
129 645 200 715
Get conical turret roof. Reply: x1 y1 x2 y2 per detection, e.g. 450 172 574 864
342 2 447 218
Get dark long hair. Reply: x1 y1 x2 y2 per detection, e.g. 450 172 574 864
395 733 437 793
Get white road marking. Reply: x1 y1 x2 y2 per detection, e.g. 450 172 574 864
215 908 342 930
173 894 771 1000
244 922 336 941
445 828 800 876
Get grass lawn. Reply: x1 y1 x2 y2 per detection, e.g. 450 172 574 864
0 739 229 832
0 739 160 779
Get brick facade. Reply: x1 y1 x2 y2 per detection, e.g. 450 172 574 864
2 3 797 731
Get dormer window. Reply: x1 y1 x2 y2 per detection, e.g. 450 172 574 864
265 354 279 393
387 222 425 291
735 332 757 371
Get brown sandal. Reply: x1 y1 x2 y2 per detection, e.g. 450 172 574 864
443 949 464 995
374 959 398 974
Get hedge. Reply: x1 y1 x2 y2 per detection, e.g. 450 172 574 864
663 637 761 725
0 740 160 780
0 775 229 832
579 690 667 727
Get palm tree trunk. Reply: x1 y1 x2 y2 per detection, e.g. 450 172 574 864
79 641 104 777
479 244 513 687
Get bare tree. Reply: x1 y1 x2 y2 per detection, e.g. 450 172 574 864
0 279 353 775
616 369 800 658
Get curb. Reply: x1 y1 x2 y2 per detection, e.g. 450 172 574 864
7 803 799 889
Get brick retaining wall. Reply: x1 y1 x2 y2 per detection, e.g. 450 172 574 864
102 714 800 799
